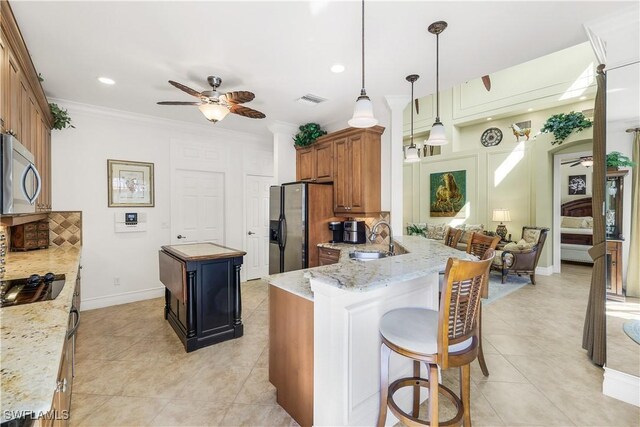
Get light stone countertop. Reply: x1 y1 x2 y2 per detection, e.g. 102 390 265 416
264 236 476 301
1 247 82 421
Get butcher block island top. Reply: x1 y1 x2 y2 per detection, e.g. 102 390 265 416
161 242 246 261
1 247 81 422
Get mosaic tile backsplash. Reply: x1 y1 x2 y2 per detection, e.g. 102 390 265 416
49 211 82 247
354 212 391 245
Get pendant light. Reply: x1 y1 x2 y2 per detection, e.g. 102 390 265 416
348 0 378 128
404 74 420 163
425 21 448 146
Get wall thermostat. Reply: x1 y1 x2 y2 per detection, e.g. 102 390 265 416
115 211 147 233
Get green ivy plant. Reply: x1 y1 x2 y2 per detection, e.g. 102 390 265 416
540 111 592 145
406 224 426 237
293 123 327 147
49 103 75 130
606 151 636 169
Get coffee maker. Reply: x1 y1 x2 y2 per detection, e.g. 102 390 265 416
328 221 344 243
343 220 366 244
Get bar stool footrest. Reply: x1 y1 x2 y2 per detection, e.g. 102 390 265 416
387 377 463 426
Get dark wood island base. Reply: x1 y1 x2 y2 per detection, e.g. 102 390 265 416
159 243 246 352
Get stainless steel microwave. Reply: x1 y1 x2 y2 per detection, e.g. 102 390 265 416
1 133 42 214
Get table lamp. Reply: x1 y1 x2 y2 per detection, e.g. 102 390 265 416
492 209 511 241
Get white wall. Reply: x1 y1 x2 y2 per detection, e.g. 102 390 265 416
51 100 272 310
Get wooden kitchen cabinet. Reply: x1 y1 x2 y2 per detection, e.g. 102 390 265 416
318 247 340 266
606 240 624 300
0 29 6 133
295 139 334 183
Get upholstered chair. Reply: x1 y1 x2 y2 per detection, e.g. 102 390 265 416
491 226 550 284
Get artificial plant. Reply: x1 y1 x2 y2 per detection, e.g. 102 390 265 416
606 151 636 169
540 111 592 145
49 103 75 130
293 123 327 147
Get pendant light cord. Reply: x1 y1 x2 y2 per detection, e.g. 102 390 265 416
435 32 440 121
361 0 366 95
410 80 415 146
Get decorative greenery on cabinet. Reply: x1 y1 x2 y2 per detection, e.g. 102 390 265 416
606 151 636 169
540 111 592 145
49 103 75 130
293 123 327 147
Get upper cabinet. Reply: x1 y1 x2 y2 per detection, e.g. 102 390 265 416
295 126 384 216
1 1 53 212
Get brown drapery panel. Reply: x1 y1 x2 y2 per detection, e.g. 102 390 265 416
583 64 607 366
626 129 640 297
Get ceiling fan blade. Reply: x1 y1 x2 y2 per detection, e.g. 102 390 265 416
415 99 420 115
157 101 203 105
168 80 203 98
224 91 256 104
482 75 491 91
570 161 581 167
229 105 266 119
561 158 579 165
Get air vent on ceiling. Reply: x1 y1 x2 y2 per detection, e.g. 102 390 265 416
297 94 327 106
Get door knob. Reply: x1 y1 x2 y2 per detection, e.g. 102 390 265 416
177 234 186 239
247 231 256 235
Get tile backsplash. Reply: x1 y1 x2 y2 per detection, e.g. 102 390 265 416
354 212 391 245
49 211 82 247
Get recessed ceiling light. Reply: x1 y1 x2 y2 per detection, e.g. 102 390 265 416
579 96 587 100
487 117 492 121
330 64 345 73
98 77 115 85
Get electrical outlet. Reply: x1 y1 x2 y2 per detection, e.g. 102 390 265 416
114 277 120 286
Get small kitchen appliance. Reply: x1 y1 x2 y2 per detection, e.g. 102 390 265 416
343 220 366 244
0 273 66 308
328 221 344 243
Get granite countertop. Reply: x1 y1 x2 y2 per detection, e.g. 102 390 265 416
161 242 246 261
1 247 82 421
265 236 476 301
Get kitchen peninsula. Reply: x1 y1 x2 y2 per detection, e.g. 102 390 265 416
266 236 476 427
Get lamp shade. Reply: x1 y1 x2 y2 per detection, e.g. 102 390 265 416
425 121 447 146
199 103 230 122
404 145 420 163
348 95 378 128
492 209 512 222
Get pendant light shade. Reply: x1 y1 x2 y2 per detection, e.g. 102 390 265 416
404 74 421 163
199 103 230 122
349 0 377 128
425 21 448 146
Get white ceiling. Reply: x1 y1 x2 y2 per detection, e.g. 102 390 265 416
11 1 635 137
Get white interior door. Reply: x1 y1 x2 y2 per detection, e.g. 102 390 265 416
172 169 225 244
244 175 273 280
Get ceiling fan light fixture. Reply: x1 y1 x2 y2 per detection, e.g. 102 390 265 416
348 93 378 128
581 159 594 167
199 103 230 122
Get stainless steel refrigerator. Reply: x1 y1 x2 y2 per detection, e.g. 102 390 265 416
269 182 335 274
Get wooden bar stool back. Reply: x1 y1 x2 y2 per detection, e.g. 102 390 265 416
443 228 463 248
377 256 493 427
466 232 500 259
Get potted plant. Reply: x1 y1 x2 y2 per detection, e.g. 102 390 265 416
606 151 636 170
49 103 75 130
540 111 592 145
293 123 327 147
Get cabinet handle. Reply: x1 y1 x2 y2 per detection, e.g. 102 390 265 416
177 234 187 239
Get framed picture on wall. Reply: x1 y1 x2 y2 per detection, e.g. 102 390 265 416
430 170 466 217
107 159 155 207
568 174 587 195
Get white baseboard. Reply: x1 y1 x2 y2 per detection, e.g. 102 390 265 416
81 286 165 311
603 366 640 407
535 265 553 276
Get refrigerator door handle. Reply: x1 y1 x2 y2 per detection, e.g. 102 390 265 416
280 218 287 249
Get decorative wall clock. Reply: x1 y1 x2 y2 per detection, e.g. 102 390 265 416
481 127 503 147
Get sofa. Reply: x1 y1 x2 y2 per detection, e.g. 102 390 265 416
406 223 486 252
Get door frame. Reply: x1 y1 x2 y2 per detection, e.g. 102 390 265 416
243 173 275 281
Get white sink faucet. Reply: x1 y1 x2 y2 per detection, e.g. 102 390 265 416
369 220 394 255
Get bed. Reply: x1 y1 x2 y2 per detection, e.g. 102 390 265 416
560 198 593 264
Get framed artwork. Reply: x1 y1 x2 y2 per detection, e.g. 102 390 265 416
107 159 155 207
568 174 587 195
430 170 466 217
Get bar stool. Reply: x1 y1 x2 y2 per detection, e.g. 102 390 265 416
377 256 493 427
443 227 463 248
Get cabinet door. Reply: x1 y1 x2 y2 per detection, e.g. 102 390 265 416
20 79 29 150
314 140 333 182
296 147 314 181
333 137 350 213
7 50 21 137
0 30 6 133
348 134 365 212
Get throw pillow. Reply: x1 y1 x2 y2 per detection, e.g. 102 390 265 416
425 223 448 240
522 228 541 244
561 217 588 229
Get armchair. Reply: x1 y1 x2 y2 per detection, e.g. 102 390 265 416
491 226 549 284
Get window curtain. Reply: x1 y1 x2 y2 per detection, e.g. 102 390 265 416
626 130 640 297
583 64 607 366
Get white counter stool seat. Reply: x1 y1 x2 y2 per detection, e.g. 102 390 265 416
377 256 493 427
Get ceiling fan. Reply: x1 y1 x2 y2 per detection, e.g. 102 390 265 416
562 156 593 167
157 76 266 123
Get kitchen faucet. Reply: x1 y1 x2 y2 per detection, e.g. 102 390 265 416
369 220 394 255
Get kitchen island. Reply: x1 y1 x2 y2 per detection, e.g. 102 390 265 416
265 236 476 427
1 247 82 425
159 242 246 352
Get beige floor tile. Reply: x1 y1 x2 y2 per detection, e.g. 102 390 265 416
256 346 269 368
470 353 528 384
150 398 228 426
476 382 574 426
74 395 168 427
69 393 112 426
73 359 146 396
75 333 142 361
234 366 277 405
176 365 250 403
219 403 290 426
